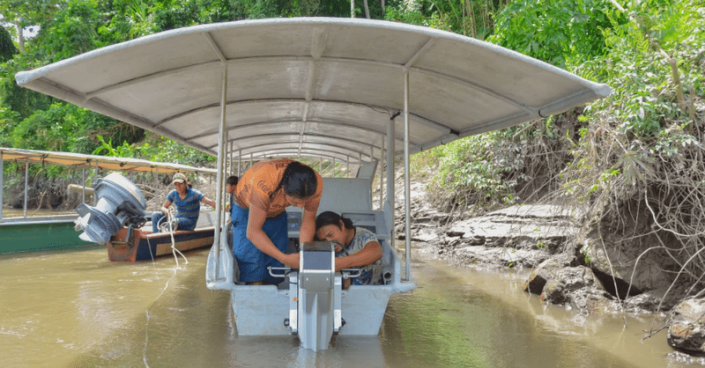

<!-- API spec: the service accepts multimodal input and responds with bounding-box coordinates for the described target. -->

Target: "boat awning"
[0,147,216,175]
[15,18,610,163]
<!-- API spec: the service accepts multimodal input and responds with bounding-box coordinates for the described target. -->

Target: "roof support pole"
[82,168,86,204]
[358,153,362,179]
[229,141,233,176]
[0,152,3,221]
[23,162,28,218]
[94,161,99,206]
[367,149,371,193]
[154,167,159,204]
[347,156,350,178]
[221,126,229,216]
[319,157,322,173]
[379,137,384,210]
[403,69,411,281]
[213,65,228,280]
[238,149,242,176]
[386,117,395,255]
[250,153,253,170]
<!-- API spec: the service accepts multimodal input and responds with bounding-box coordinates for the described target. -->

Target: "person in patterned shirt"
[152,173,216,233]
[232,159,323,285]
[315,211,384,289]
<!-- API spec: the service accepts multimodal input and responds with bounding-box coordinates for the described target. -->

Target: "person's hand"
[332,240,344,252]
[225,204,230,212]
[280,253,300,269]
[161,207,168,216]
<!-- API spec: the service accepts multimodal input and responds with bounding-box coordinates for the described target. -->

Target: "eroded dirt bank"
[381,180,705,359]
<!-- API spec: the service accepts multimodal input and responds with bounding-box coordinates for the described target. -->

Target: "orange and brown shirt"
[234,158,323,218]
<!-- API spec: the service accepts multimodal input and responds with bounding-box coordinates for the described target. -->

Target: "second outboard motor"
[74,172,149,244]
[286,241,342,351]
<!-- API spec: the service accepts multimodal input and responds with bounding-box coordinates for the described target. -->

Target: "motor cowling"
[287,241,343,352]
[74,172,149,245]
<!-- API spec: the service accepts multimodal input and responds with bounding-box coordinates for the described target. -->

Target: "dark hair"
[316,211,353,231]
[226,176,239,186]
[270,161,317,199]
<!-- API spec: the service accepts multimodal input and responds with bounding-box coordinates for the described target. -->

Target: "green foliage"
[582,247,591,265]
[0,53,53,119]
[0,0,61,35]
[0,26,17,62]
[7,102,142,153]
[142,135,215,166]
[488,0,625,67]
[88,132,213,166]
[576,0,704,121]
[427,129,523,208]
[385,0,501,38]
[36,0,104,61]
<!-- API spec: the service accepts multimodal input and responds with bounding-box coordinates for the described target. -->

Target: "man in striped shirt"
[151,173,216,233]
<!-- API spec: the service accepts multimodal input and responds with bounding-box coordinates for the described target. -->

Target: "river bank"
[382,178,705,362]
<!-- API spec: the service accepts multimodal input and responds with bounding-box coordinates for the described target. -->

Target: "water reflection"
[379,260,640,368]
[0,247,689,368]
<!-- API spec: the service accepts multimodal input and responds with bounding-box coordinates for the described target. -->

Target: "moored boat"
[0,147,216,254]
[0,214,87,254]
[106,211,216,262]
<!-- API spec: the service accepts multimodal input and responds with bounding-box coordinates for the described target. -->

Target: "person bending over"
[315,211,384,289]
[151,173,216,233]
[232,159,323,285]
[224,175,239,217]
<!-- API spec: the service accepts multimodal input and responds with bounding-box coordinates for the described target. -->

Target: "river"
[0,244,688,367]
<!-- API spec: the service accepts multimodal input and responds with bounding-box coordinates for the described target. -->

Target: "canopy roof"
[15,18,610,163]
[0,147,216,175]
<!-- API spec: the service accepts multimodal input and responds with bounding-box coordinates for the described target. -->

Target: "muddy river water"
[0,243,689,368]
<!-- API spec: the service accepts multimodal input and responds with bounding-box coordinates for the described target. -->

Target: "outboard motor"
[74,172,150,245]
[285,241,343,351]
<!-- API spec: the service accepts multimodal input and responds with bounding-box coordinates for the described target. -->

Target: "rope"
[142,207,188,367]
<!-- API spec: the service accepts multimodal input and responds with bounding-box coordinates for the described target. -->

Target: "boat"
[15,18,610,350]
[0,147,216,255]
[106,211,216,263]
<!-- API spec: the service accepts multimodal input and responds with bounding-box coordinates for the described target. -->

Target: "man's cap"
[172,173,187,184]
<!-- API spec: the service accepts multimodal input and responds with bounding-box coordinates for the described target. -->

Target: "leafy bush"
[8,102,141,153]
[489,0,625,67]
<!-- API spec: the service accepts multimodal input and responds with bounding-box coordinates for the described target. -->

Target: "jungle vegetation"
[1,1,704,301]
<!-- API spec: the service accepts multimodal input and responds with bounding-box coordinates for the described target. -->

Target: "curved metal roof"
[15,18,610,163]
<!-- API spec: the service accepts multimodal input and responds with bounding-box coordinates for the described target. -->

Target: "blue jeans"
[231,205,288,284]
[151,212,197,233]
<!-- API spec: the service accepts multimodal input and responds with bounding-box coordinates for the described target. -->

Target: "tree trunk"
[351,0,356,18]
[15,23,24,53]
[466,0,476,38]
[364,0,371,18]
